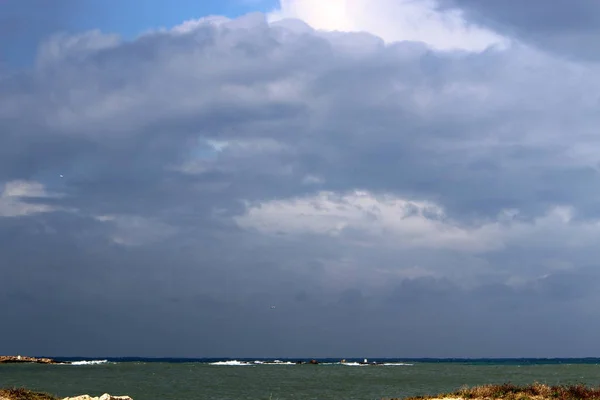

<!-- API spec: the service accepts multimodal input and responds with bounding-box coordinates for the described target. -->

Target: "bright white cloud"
[0,181,60,217]
[236,191,600,254]
[268,0,509,52]
[236,190,503,252]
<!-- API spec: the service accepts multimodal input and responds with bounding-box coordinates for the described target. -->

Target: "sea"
[2,358,600,400]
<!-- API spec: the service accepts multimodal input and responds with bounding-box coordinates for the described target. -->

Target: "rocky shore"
[3,383,600,400]
[0,388,132,400]
[0,356,63,364]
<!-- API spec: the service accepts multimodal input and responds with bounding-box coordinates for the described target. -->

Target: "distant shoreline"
[12,356,600,365]
[4,356,600,365]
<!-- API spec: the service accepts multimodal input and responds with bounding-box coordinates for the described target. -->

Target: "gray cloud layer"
[2,9,600,358]
[438,0,600,60]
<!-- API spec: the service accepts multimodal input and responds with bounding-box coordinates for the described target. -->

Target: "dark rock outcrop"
[0,356,62,364]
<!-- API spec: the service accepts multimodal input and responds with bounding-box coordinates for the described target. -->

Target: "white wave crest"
[210,360,253,366]
[212,360,295,366]
[339,361,413,366]
[268,360,295,365]
[69,360,109,366]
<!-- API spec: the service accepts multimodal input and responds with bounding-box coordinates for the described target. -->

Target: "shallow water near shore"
[2,359,600,400]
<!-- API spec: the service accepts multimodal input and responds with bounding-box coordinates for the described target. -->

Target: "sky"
[2,0,600,358]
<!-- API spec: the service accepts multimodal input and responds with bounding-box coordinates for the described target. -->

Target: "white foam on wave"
[69,360,109,366]
[210,360,253,366]
[338,361,413,366]
[209,360,412,366]
[382,363,413,366]
[212,360,295,366]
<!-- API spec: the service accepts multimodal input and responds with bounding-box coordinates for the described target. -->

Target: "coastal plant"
[0,387,58,400]
[386,383,600,400]
[448,383,600,400]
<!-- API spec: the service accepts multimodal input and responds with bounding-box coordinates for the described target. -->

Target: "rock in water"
[0,355,61,364]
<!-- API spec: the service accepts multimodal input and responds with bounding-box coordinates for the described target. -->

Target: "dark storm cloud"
[5,17,598,220]
[436,0,600,60]
[2,11,600,357]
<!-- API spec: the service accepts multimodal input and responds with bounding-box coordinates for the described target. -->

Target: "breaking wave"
[210,360,253,366]
[69,360,109,366]
[265,360,295,365]
[208,360,413,366]
[210,360,296,366]
[339,362,413,366]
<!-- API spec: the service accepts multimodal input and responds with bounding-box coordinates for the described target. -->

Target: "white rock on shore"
[63,394,132,400]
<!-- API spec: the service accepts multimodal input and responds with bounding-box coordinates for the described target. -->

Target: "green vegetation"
[5,383,600,400]
[388,383,600,400]
[0,388,58,400]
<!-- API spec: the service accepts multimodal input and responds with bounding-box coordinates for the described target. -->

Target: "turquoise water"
[2,360,600,400]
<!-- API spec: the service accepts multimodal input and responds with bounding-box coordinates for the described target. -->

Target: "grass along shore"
[0,388,57,400]
[392,383,600,400]
[4,383,600,400]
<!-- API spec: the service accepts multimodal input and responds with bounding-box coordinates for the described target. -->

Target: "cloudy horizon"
[2,0,600,358]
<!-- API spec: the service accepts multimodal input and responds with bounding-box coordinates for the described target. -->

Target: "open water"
[2,358,600,400]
